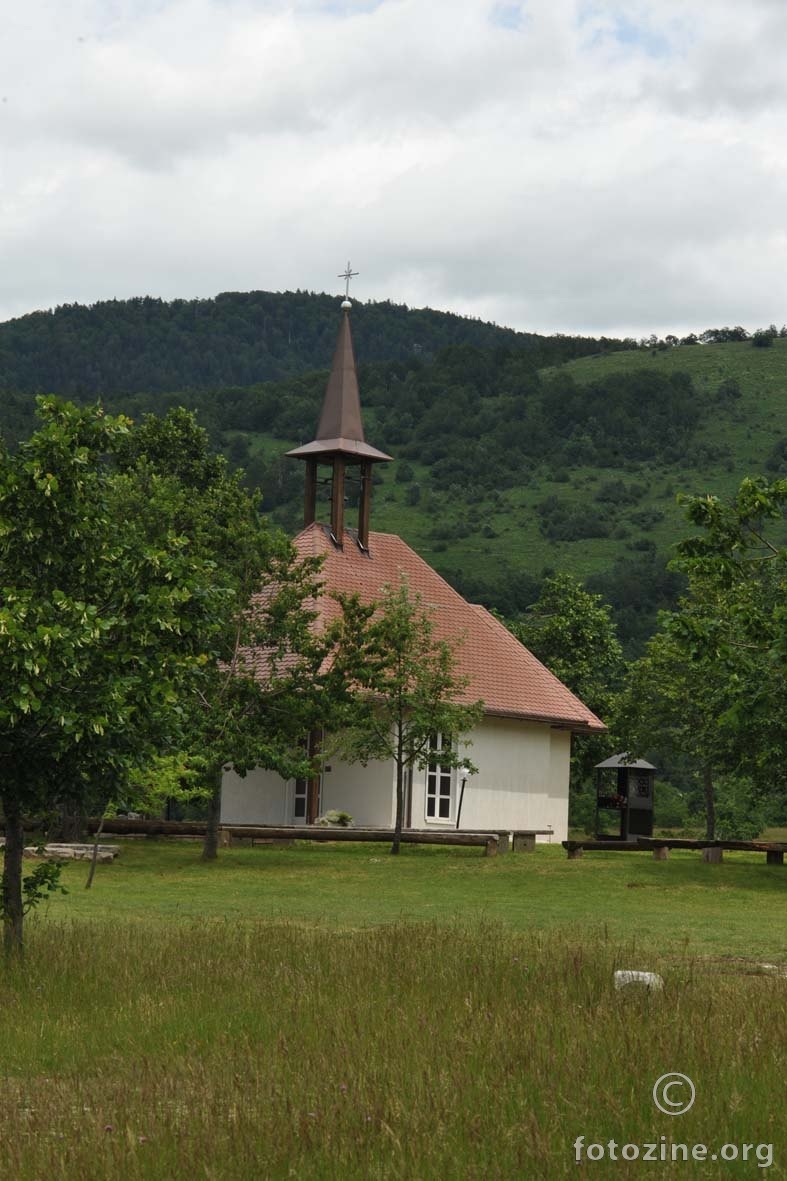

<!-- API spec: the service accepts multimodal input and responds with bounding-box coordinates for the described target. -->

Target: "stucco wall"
[320,755,396,827]
[221,717,571,839]
[220,766,290,826]
[220,757,396,828]
[408,717,570,840]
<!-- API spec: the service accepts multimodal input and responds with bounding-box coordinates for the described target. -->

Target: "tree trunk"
[201,764,224,861]
[2,794,25,963]
[389,746,401,850]
[50,803,86,843]
[703,766,716,841]
[84,813,106,891]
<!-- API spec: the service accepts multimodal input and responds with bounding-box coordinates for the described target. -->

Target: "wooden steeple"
[287,274,391,551]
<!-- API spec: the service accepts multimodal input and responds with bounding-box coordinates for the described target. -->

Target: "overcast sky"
[1,0,785,338]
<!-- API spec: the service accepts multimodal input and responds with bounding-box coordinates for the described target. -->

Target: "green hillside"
[543,337,787,543]
[1,291,785,652]
[190,336,786,650]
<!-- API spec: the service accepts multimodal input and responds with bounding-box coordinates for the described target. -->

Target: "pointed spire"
[287,292,392,550]
[315,308,365,447]
[286,306,391,464]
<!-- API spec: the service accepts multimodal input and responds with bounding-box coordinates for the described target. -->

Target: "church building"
[220,282,605,840]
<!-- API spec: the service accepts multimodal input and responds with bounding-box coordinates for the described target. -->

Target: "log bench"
[87,818,557,858]
[639,837,787,864]
[219,825,501,855]
[224,826,553,856]
[563,837,787,863]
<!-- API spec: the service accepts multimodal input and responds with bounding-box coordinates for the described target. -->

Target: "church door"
[292,776,309,825]
[292,731,322,824]
[292,774,321,825]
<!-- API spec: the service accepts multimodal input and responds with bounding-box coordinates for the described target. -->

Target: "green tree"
[506,574,621,797]
[617,476,787,837]
[330,579,483,854]
[617,625,729,839]
[714,775,766,841]
[0,401,231,959]
[113,408,330,862]
[673,477,787,796]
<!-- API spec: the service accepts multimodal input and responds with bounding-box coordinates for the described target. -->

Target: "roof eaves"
[286,438,392,462]
[469,603,607,731]
[481,705,608,733]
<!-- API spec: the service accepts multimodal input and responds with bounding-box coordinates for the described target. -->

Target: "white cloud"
[0,0,785,336]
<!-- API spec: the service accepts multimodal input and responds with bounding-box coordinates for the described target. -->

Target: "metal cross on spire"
[338,261,359,300]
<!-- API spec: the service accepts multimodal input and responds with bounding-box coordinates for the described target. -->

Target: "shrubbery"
[535,496,611,541]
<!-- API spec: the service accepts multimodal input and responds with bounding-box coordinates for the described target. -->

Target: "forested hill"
[1,289,785,653]
[0,290,632,397]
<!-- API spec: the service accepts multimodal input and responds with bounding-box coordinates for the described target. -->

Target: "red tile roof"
[288,523,606,734]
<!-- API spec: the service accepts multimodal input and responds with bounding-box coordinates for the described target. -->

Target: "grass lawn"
[2,841,786,1178]
[41,837,787,960]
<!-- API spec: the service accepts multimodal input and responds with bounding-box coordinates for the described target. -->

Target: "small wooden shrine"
[595,754,656,841]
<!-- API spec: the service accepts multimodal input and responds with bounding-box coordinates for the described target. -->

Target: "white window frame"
[292,776,309,824]
[424,732,455,824]
[292,731,324,825]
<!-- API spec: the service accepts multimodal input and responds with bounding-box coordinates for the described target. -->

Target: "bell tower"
[287,264,391,551]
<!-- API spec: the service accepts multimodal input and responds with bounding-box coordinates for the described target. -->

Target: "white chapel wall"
[220,758,396,828]
[548,729,572,840]
[220,766,289,826]
[408,716,570,840]
[320,756,395,827]
[220,718,571,838]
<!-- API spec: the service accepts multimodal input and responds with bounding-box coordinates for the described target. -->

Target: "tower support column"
[304,459,318,526]
[330,458,346,542]
[358,460,373,550]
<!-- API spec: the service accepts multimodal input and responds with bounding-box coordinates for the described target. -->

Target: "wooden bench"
[219,825,501,855]
[563,837,787,863]
[638,837,787,864]
[90,816,559,858]
[562,840,648,859]
[230,826,552,855]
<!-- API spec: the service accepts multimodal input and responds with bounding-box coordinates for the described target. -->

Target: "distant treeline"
[0,289,634,401]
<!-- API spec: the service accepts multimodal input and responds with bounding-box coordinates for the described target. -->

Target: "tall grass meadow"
[1,917,784,1178]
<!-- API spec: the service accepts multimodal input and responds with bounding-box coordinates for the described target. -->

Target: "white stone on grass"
[614,970,664,991]
[757,962,787,978]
